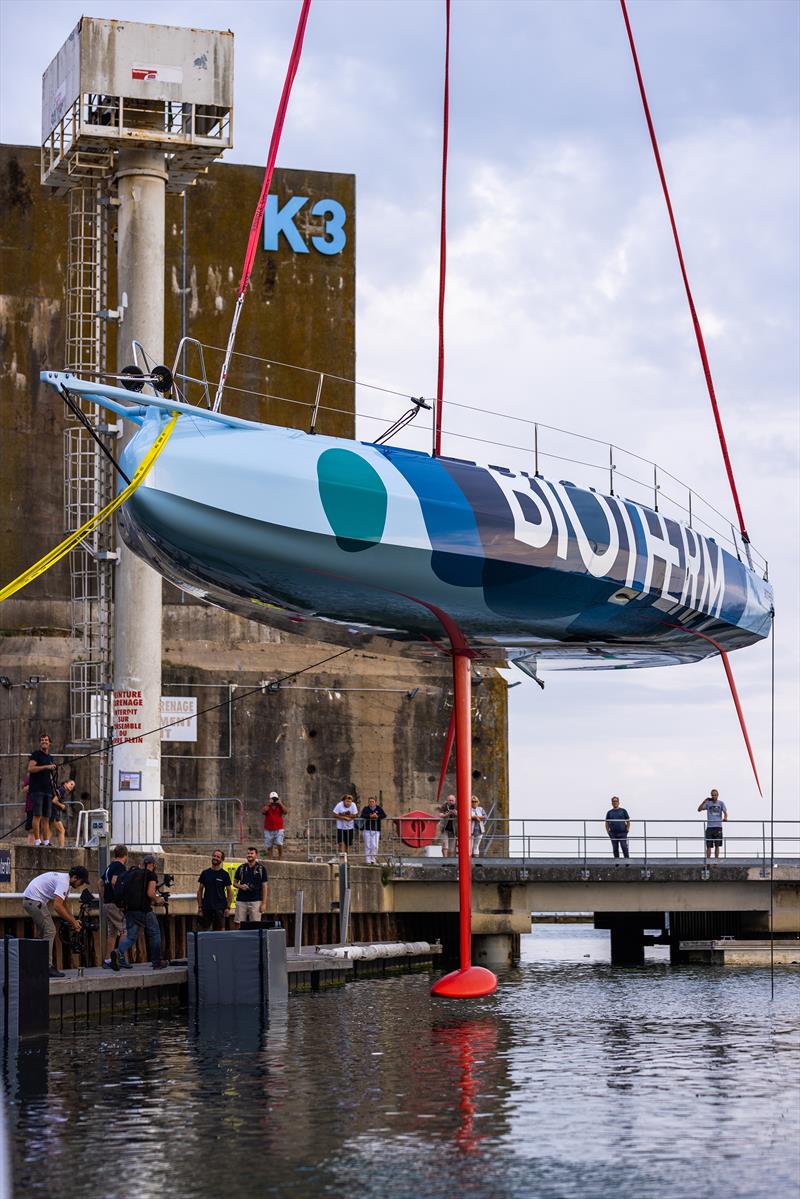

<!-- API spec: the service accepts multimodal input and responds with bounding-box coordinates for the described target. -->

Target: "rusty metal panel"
[42,17,233,145]
[41,20,81,143]
[80,18,233,108]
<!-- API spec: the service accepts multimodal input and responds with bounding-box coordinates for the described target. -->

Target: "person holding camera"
[112,854,167,970]
[233,847,269,926]
[197,850,235,930]
[439,794,458,857]
[22,865,89,977]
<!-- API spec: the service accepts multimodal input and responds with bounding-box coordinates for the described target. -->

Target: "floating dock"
[679,939,800,965]
[48,941,442,1023]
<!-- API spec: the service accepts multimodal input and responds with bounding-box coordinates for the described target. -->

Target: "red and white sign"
[131,63,183,84]
[113,689,144,745]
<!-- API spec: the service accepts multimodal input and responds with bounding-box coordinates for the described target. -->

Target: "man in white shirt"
[22,865,90,977]
[332,794,358,858]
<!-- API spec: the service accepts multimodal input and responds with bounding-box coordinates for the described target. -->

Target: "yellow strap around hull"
[0,413,178,604]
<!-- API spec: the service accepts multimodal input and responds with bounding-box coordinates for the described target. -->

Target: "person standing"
[197,850,235,930]
[261,791,289,859]
[439,794,458,858]
[50,778,76,849]
[698,789,728,859]
[233,847,269,926]
[605,796,631,859]
[359,796,387,864]
[27,733,56,847]
[22,865,89,977]
[112,854,166,970]
[100,844,128,969]
[470,796,487,856]
[333,794,358,857]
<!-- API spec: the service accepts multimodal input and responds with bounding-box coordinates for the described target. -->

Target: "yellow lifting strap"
[0,412,178,605]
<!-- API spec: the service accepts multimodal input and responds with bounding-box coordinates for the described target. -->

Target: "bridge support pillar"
[607,915,646,965]
[473,933,515,968]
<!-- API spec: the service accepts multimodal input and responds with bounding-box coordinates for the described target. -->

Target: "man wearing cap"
[261,791,289,860]
[112,854,167,970]
[22,865,89,977]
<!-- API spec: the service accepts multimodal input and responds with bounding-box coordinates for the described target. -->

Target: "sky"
[1,0,798,828]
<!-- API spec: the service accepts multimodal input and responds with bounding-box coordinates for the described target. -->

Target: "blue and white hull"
[42,373,773,669]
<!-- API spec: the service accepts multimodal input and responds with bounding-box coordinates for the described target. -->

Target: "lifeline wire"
[619,0,750,545]
[0,414,178,604]
[213,0,312,412]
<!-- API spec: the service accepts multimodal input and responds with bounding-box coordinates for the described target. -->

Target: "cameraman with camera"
[112,855,168,970]
[22,865,89,977]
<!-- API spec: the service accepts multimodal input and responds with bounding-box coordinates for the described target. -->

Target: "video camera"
[157,872,175,900]
[59,890,99,957]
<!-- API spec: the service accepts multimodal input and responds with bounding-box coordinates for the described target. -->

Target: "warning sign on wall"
[113,690,144,744]
[160,696,197,742]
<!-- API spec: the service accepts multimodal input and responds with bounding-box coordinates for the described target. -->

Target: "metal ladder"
[62,184,118,807]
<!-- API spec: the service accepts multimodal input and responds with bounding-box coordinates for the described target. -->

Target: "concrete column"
[608,915,645,966]
[472,933,515,968]
[112,148,168,850]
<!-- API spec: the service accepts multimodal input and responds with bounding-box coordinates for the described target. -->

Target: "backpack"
[112,867,147,912]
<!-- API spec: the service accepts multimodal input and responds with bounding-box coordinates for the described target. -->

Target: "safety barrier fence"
[306,817,800,868]
[104,797,245,853]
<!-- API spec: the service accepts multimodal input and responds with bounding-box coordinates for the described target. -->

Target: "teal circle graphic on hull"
[317,448,388,552]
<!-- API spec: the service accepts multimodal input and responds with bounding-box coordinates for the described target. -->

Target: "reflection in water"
[7,926,799,1199]
[432,1020,498,1154]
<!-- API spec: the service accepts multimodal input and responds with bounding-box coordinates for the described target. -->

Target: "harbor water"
[6,925,799,1199]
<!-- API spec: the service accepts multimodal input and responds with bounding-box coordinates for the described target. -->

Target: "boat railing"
[305,816,799,869]
[166,336,767,576]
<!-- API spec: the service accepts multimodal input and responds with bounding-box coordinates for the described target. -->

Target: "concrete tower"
[41,18,233,844]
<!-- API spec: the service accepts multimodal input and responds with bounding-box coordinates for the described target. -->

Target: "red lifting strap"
[433,0,451,458]
[239,0,312,297]
[619,0,750,545]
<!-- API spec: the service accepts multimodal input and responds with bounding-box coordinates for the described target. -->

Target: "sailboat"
[39,368,773,673]
[28,0,774,997]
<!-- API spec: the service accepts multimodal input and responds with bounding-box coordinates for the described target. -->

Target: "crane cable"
[213,0,312,412]
[433,0,451,457]
[0,413,178,605]
[619,0,751,550]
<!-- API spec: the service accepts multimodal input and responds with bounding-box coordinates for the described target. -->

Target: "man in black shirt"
[27,733,56,846]
[232,847,269,926]
[112,854,166,970]
[101,844,128,969]
[605,796,631,859]
[197,849,234,931]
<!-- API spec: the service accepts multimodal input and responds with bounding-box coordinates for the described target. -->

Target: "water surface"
[7,926,799,1199]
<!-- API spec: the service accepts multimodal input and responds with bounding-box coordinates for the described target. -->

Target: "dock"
[679,939,800,965]
[48,941,442,1023]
